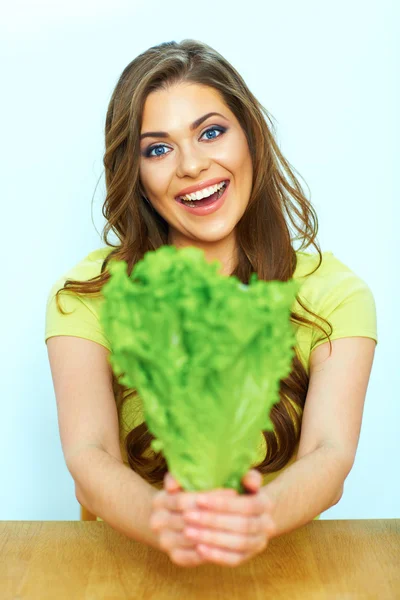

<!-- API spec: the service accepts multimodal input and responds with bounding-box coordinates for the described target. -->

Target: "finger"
[157,489,238,512]
[158,529,199,552]
[242,470,262,494]
[150,509,186,532]
[169,547,207,567]
[208,488,238,497]
[150,503,254,535]
[151,498,266,537]
[163,475,237,496]
[164,473,182,493]
[183,510,276,537]
[159,529,197,551]
[196,544,251,567]
[153,491,199,511]
[185,525,267,554]
[196,492,273,516]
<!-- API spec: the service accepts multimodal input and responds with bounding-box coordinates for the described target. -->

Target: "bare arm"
[261,443,347,538]
[69,444,161,550]
[46,335,161,550]
[262,336,376,537]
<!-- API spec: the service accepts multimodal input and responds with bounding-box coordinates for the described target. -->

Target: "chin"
[193,225,236,243]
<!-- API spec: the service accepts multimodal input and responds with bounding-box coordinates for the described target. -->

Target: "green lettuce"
[100,245,300,493]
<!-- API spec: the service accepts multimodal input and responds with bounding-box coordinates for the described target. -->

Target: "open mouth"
[176,180,229,207]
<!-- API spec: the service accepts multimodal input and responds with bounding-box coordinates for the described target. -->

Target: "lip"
[176,179,230,216]
[175,177,230,199]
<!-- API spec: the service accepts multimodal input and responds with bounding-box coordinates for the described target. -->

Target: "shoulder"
[294,250,349,280]
[293,250,373,304]
[66,246,114,281]
[48,246,114,293]
[293,249,377,348]
[45,247,115,350]
[86,246,115,265]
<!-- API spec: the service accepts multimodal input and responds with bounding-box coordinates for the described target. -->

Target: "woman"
[45,39,378,568]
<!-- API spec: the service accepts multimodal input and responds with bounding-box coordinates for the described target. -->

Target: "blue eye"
[146,145,167,158]
[202,126,225,141]
[144,126,226,158]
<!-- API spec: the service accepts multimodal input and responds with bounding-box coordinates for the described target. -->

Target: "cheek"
[140,169,170,200]
[222,134,252,176]
[238,150,253,195]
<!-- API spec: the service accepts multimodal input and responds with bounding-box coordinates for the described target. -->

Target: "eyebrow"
[140,112,228,141]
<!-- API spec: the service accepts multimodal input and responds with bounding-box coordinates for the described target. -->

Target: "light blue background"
[1,0,398,520]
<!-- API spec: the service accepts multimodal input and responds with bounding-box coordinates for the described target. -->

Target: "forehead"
[140,83,230,128]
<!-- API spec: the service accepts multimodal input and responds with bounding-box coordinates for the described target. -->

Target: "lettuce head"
[100,245,300,493]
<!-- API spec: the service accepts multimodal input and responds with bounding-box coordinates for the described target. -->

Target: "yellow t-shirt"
[45,247,378,522]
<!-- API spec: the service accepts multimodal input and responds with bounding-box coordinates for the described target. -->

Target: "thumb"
[164,472,183,493]
[242,469,262,494]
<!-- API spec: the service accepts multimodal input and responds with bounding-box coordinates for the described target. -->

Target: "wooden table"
[1,520,399,599]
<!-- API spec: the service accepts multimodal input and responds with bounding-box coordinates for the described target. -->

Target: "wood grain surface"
[1,520,398,599]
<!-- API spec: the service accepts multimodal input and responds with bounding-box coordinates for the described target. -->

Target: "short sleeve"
[44,279,111,351]
[310,272,378,352]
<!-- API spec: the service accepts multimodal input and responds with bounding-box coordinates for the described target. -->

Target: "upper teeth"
[179,180,227,202]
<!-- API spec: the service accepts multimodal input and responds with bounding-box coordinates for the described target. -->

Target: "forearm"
[67,446,161,550]
[261,444,349,539]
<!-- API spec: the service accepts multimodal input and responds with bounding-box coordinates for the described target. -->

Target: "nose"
[175,142,211,179]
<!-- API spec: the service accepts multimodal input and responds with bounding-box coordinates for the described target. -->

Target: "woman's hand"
[150,470,276,567]
[150,474,237,567]
[183,470,276,567]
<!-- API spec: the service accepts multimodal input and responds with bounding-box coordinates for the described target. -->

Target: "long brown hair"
[55,39,332,486]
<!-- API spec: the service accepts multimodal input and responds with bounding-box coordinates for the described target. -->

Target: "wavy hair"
[55,39,332,486]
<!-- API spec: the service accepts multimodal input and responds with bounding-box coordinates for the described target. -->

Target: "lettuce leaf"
[100,245,300,492]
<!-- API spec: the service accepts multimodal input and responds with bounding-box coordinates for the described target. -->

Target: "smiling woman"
[45,39,377,567]
[138,82,253,264]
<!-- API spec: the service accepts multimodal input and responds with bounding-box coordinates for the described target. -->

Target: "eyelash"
[144,126,227,158]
